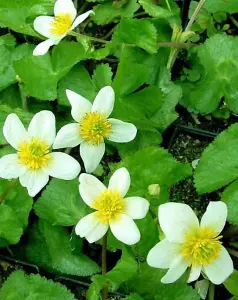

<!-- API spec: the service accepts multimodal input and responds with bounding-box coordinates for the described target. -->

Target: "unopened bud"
[93,164,104,177]
[148,184,160,196]
[16,75,22,83]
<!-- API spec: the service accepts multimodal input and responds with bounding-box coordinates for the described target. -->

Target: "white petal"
[33,39,57,56]
[53,123,83,149]
[107,119,137,143]
[108,167,130,197]
[203,246,233,285]
[66,89,92,122]
[19,169,49,197]
[159,202,199,243]
[54,0,76,20]
[0,154,27,179]
[79,173,106,207]
[92,86,115,118]
[110,214,140,245]
[161,256,189,284]
[45,152,81,180]
[80,142,105,174]
[75,212,99,237]
[28,111,56,146]
[71,10,94,30]
[86,222,109,243]
[3,114,29,150]
[33,16,54,38]
[200,201,227,235]
[188,265,202,283]
[147,239,181,269]
[125,197,149,220]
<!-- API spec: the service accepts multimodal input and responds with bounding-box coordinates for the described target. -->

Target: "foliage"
[224,270,238,299]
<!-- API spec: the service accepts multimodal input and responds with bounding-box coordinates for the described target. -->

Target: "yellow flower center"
[50,13,72,36]
[181,227,222,266]
[79,112,112,145]
[92,190,126,224]
[18,137,52,170]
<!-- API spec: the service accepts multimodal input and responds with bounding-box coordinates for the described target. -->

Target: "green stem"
[134,11,148,17]
[102,25,117,40]
[19,84,28,111]
[69,31,109,44]
[230,15,238,29]
[208,282,215,300]
[77,1,88,15]
[102,233,108,300]
[185,0,206,32]
[227,248,238,258]
[0,179,18,204]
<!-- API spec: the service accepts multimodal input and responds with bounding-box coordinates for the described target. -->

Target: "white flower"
[147,201,234,285]
[53,86,137,173]
[33,0,94,56]
[75,167,149,245]
[0,111,81,197]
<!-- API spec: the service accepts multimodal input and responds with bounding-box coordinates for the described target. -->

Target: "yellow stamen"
[79,112,112,145]
[50,13,72,36]
[181,226,222,266]
[18,137,52,170]
[92,190,126,224]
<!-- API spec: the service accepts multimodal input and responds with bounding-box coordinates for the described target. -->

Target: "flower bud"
[148,184,160,196]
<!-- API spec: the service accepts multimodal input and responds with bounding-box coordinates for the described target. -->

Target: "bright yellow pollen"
[50,13,72,36]
[181,226,222,266]
[18,137,52,170]
[79,112,112,145]
[92,190,126,224]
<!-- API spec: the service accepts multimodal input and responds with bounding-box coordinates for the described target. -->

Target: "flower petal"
[125,197,149,220]
[203,246,233,285]
[75,212,99,237]
[108,167,130,197]
[54,0,76,20]
[161,256,189,284]
[0,154,27,179]
[110,214,140,245]
[200,201,227,235]
[107,119,137,143]
[85,222,109,243]
[80,142,105,173]
[33,39,58,56]
[79,173,106,207]
[159,202,199,243]
[28,111,56,145]
[147,239,181,269]
[66,89,92,122]
[53,123,83,149]
[45,152,81,180]
[71,10,94,30]
[188,265,202,283]
[92,86,115,118]
[33,16,54,38]
[19,169,49,197]
[3,114,29,149]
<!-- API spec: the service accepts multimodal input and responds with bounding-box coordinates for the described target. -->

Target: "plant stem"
[77,1,88,15]
[0,179,18,204]
[230,15,238,29]
[134,11,148,17]
[208,282,215,300]
[102,233,108,300]
[69,31,109,44]
[19,84,28,111]
[185,0,206,32]
[102,25,117,40]
[159,41,197,48]
[227,248,238,258]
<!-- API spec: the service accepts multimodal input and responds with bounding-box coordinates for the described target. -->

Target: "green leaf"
[87,247,137,299]
[115,146,192,206]
[26,219,100,276]
[204,0,238,13]
[0,270,76,300]
[122,263,200,300]
[221,180,238,225]
[0,0,54,36]
[0,84,22,108]
[92,64,113,91]
[34,179,88,226]
[224,270,238,296]
[195,124,238,194]
[0,179,33,246]
[125,294,144,300]
[179,34,238,114]
[112,19,158,54]
[14,42,86,100]
[58,64,96,106]
[0,105,33,145]
[92,0,140,25]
